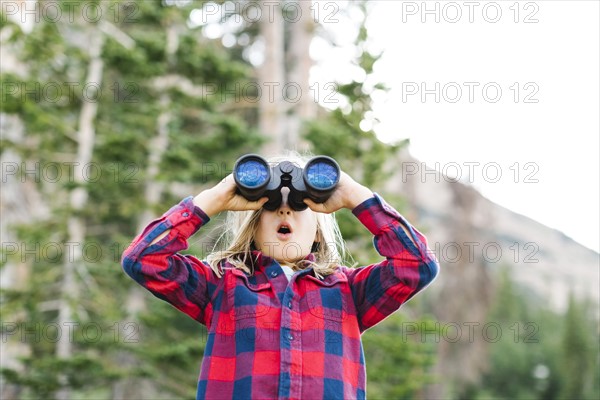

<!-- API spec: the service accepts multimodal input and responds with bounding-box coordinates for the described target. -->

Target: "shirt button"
[182,212,189,217]
[270,271,278,277]
[288,334,294,341]
[287,301,292,308]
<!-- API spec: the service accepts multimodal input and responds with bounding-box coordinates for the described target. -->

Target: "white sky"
[312,0,599,253]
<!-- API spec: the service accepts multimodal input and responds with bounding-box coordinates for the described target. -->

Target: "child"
[121,152,439,400]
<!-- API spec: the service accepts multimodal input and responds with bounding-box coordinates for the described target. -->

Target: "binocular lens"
[306,159,339,190]
[235,159,269,188]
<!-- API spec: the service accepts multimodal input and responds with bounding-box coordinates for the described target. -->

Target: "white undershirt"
[280,265,295,281]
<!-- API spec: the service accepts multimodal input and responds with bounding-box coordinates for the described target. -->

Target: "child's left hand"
[303,171,374,214]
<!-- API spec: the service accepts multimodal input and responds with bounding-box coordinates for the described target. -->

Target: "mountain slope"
[385,148,599,312]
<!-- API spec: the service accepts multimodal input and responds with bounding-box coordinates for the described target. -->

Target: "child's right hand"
[193,173,268,217]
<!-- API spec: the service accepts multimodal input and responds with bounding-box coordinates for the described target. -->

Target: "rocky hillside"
[384,149,599,313]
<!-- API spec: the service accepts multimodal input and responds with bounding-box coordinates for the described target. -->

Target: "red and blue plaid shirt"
[122,193,439,399]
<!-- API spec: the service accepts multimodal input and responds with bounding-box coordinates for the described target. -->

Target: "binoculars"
[233,154,340,211]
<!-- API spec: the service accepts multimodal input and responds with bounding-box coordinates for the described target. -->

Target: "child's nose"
[278,208,292,215]
[278,188,292,214]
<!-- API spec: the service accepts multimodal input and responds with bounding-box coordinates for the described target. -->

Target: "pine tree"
[559,293,596,399]
[2,1,263,397]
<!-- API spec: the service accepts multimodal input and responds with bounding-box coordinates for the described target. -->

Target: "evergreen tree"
[473,268,545,399]
[2,1,262,397]
[472,271,599,400]
[558,293,597,400]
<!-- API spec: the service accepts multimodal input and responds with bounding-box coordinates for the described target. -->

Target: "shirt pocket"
[305,277,348,322]
[227,270,274,321]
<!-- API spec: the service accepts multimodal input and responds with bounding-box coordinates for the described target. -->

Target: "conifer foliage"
[2,1,261,397]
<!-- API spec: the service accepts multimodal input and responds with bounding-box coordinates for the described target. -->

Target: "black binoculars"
[233,154,340,211]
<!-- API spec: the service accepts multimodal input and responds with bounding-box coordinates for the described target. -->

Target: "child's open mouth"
[276,223,293,241]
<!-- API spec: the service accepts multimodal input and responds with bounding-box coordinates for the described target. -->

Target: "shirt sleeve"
[120,196,218,325]
[340,193,440,332]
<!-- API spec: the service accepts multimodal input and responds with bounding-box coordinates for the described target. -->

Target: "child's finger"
[303,198,325,213]
[249,197,269,210]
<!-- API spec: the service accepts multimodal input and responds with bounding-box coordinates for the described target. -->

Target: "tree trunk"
[259,0,285,156]
[286,0,315,153]
[0,114,51,399]
[55,28,105,400]
[112,23,177,400]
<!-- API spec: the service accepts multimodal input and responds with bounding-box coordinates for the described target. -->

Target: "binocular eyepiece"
[233,154,340,211]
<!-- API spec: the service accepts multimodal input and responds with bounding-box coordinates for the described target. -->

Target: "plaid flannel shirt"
[121,193,439,400]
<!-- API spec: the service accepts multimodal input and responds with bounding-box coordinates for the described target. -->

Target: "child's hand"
[303,171,374,214]
[193,174,268,216]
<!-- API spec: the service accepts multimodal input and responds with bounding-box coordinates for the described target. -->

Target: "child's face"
[254,187,318,265]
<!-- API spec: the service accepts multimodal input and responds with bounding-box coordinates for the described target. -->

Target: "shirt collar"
[251,250,316,270]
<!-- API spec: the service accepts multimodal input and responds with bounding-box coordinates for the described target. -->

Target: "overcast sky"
[312,0,599,253]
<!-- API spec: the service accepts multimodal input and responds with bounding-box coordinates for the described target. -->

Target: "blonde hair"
[206,150,348,278]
